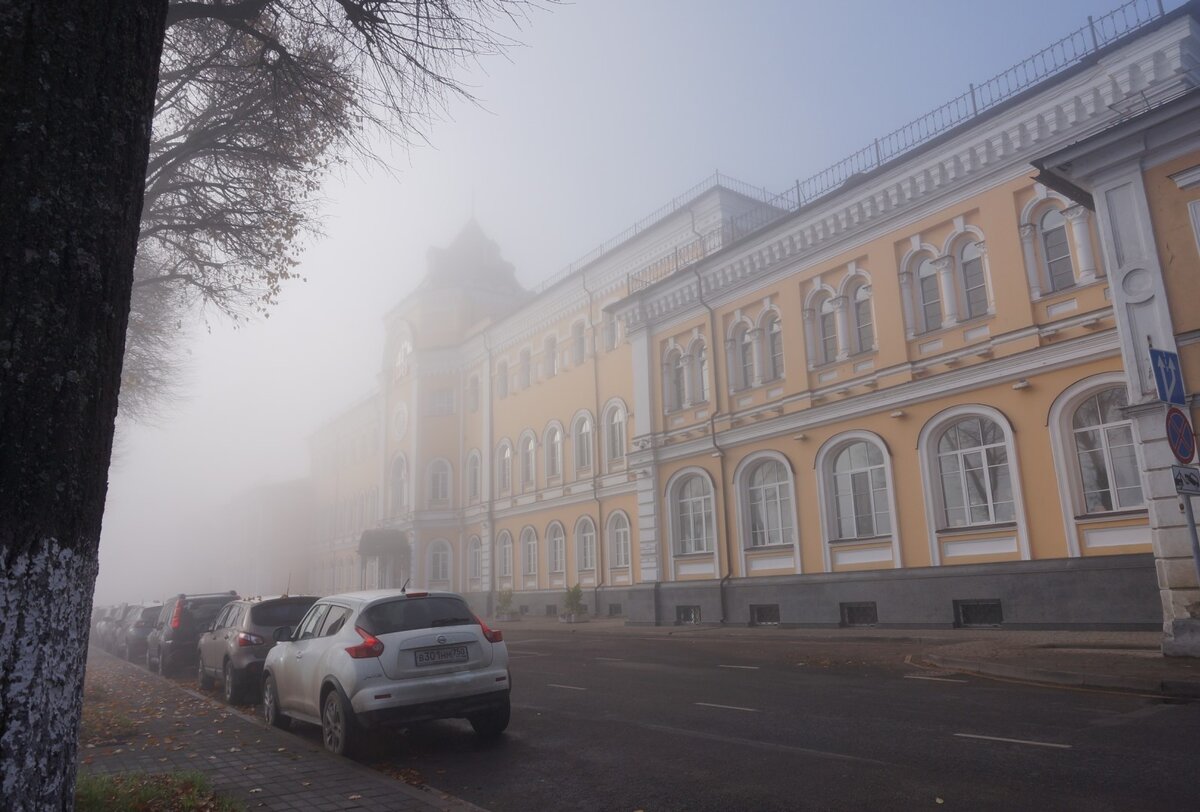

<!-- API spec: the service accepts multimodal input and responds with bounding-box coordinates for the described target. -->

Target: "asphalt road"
[254,626,1200,811]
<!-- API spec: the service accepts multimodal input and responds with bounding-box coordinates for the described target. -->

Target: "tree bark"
[0,2,168,808]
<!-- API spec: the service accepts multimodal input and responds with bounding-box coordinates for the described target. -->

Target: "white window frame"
[496,441,513,494]
[497,531,513,578]
[544,424,563,480]
[427,460,452,507]
[544,334,558,378]
[603,401,627,469]
[689,338,709,403]
[519,431,536,490]
[668,471,716,556]
[521,527,538,578]
[573,412,594,473]
[814,431,903,573]
[576,516,596,572]
[467,536,482,580]
[466,450,481,503]
[607,511,632,570]
[548,523,566,574]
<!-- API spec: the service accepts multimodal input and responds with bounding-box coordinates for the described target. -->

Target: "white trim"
[605,509,633,579]
[662,466,720,581]
[732,450,802,578]
[426,538,453,589]
[574,514,598,576]
[813,430,902,573]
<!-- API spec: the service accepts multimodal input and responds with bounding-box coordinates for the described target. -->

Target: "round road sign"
[1165,407,1196,464]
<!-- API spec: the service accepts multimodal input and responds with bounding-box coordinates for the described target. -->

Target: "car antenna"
[400,577,411,594]
[283,570,291,598]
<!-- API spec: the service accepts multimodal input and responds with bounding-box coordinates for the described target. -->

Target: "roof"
[417,219,525,296]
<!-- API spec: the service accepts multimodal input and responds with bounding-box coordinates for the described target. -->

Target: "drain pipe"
[582,270,605,617]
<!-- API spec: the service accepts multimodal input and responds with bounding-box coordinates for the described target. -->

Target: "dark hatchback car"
[146,591,239,675]
[197,595,318,704]
[118,604,163,662]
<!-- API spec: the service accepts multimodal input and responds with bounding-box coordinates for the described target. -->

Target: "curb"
[922,653,1200,699]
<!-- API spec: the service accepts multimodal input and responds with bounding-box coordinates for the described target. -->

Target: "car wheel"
[197,655,214,689]
[222,661,241,704]
[321,688,358,757]
[263,675,290,730]
[469,697,511,740]
[159,650,172,676]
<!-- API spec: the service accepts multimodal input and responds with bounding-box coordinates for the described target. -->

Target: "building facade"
[305,1,1200,647]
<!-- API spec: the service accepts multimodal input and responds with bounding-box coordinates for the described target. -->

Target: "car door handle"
[295,651,303,659]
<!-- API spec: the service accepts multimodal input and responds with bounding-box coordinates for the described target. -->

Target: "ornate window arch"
[602,399,627,469]
[759,310,784,381]
[496,440,513,494]
[736,453,797,549]
[467,536,482,580]
[496,530,513,578]
[575,516,597,572]
[428,539,452,585]
[466,449,481,503]
[520,526,538,577]
[667,469,716,556]
[814,431,903,572]
[728,319,755,389]
[572,410,594,473]
[688,336,710,404]
[1019,192,1098,297]
[606,511,632,570]
[547,521,566,574]
[912,253,941,333]
[518,430,537,490]
[664,344,686,413]
[544,422,564,480]
[390,454,408,516]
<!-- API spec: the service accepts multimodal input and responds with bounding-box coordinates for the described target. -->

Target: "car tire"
[321,688,358,757]
[197,655,214,690]
[469,697,511,740]
[159,650,172,676]
[263,675,290,730]
[223,661,241,704]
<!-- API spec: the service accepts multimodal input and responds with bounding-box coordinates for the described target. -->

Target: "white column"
[932,255,959,325]
[1018,224,1043,299]
[680,353,694,408]
[1063,204,1098,283]
[897,273,916,340]
[832,296,850,361]
[748,328,764,387]
[975,240,996,314]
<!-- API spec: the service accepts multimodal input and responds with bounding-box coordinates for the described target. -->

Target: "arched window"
[917,256,941,332]
[519,434,536,489]
[497,531,513,577]
[519,348,532,389]
[496,360,509,399]
[1041,208,1074,292]
[468,536,482,579]
[497,442,512,494]
[665,348,685,412]
[831,441,891,539]
[576,516,597,571]
[603,312,619,351]
[764,314,784,381]
[604,404,626,465]
[745,459,794,547]
[1073,387,1144,512]
[548,523,566,573]
[545,426,563,479]
[936,417,1014,527]
[429,541,451,583]
[390,455,408,515]
[608,512,631,568]
[692,341,709,403]
[818,297,838,364]
[571,321,586,365]
[852,284,874,353]
[466,451,481,503]
[544,335,558,378]
[428,460,451,506]
[738,324,755,387]
[673,474,715,554]
[959,240,988,319]
[573,414,593,472]
[521,527,538,576]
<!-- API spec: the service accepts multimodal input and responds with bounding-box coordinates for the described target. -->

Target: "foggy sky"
[94,0,1148,605]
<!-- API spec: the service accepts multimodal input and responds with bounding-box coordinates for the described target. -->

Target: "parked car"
[101,604,143,652]
[146,591,239,675]
[197,595,319,704]
[94,603,131,651]
[262,589,510,756]
[90,605,117,644]
[118,604,163,662]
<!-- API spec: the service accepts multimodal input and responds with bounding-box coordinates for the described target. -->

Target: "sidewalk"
[79,649,484,812]
[495,615,1200,697]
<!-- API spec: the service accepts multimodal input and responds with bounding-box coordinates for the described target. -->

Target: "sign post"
[1153,348,1199,585]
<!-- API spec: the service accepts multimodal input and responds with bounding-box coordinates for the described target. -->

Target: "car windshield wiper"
[429,617,473,627]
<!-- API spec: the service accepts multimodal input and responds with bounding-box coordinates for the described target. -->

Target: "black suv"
[146,591,238,675]
[197,595,318,704]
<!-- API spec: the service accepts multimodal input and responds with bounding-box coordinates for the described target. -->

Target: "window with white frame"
[1073,387,1144,512]
[1040,207,1075,292]
[520,434,536,489]
[609,512,631,568]
[576,517,596,571]
[571,321,586,365]
[430,542,450,582]
[831,441,891,539]
[745,459,794,547]
[468,537,482,579]
[497,442,512,493]
[852,284,874,353]
[548,524,566,573]
[544,335,558,378]
[817,297,837,364]
[519,348,531,389]
[496,360,509,398]
[916,256,941,332]
[604,405,626,465]
[959,240,988,319]
[936,417,1014,527]
[673,474,715,554]
[521,527,538,576]
[692,341,709,403]
[736,323,755,387]
[467,451,481,503]
[545,426,563,479]
[390,455,408,515]
[428,460,451,506]
[665,348,685,412]
[603,312,619,351]
[497,532,513,577]
[764,314,784,381]
[574,415,593,471]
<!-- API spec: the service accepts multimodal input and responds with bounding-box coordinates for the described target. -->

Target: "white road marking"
[695,702,759,713]
[719,664,760,670]
[904,675,968,683]
[594,656,625,662]
[954,733,1072,749]
[547,683,587,691]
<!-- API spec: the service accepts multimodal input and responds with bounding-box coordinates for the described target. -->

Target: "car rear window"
[140,607,160,621]
[250,599,318,627]
[185,599,229,626]
[360,597,476,635]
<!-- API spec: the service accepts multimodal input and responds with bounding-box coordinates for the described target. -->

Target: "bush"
[563,583,585,615]
[496,589,513,614]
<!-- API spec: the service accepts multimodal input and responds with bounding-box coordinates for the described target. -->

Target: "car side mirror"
[273,626,293,643]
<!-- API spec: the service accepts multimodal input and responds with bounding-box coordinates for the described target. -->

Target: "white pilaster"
[832,296,850,361]
[1063,204,1098,283]
[932,255,959,325]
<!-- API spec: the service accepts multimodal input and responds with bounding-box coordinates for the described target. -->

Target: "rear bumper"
[355,688,510,729]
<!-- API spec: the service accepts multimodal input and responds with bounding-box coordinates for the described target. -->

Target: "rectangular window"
[920,275,942,331]
[954,599,1003,628]
[608,603,623,617]
[675,605,701,624]
[545,604,558,617]
[750,604,780,626]
[840,602,879,627]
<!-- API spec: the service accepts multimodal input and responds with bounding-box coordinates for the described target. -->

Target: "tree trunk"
[0,2,167,808]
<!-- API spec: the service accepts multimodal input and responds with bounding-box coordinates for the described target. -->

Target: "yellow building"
[305,0,1200,646]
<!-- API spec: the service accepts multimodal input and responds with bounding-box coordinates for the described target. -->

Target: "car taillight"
[236,632,265,647]
[169,600,183,630]
[474,614,503,643]
[345,626,384,659]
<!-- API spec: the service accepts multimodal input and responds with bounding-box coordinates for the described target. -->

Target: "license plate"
[414,645,469,667]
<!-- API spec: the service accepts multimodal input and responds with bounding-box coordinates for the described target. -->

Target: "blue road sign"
[1151,348,1187,406]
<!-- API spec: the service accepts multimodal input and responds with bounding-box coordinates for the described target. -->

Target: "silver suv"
[262,590,510,756]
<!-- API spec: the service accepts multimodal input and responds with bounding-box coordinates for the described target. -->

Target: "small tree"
[563,583,585,616]
[496,589,513,615]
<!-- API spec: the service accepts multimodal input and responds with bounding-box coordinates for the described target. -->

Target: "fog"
[94,0,1125,606]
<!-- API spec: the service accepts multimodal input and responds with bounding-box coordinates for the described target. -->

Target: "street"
[257,626,1200,811]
